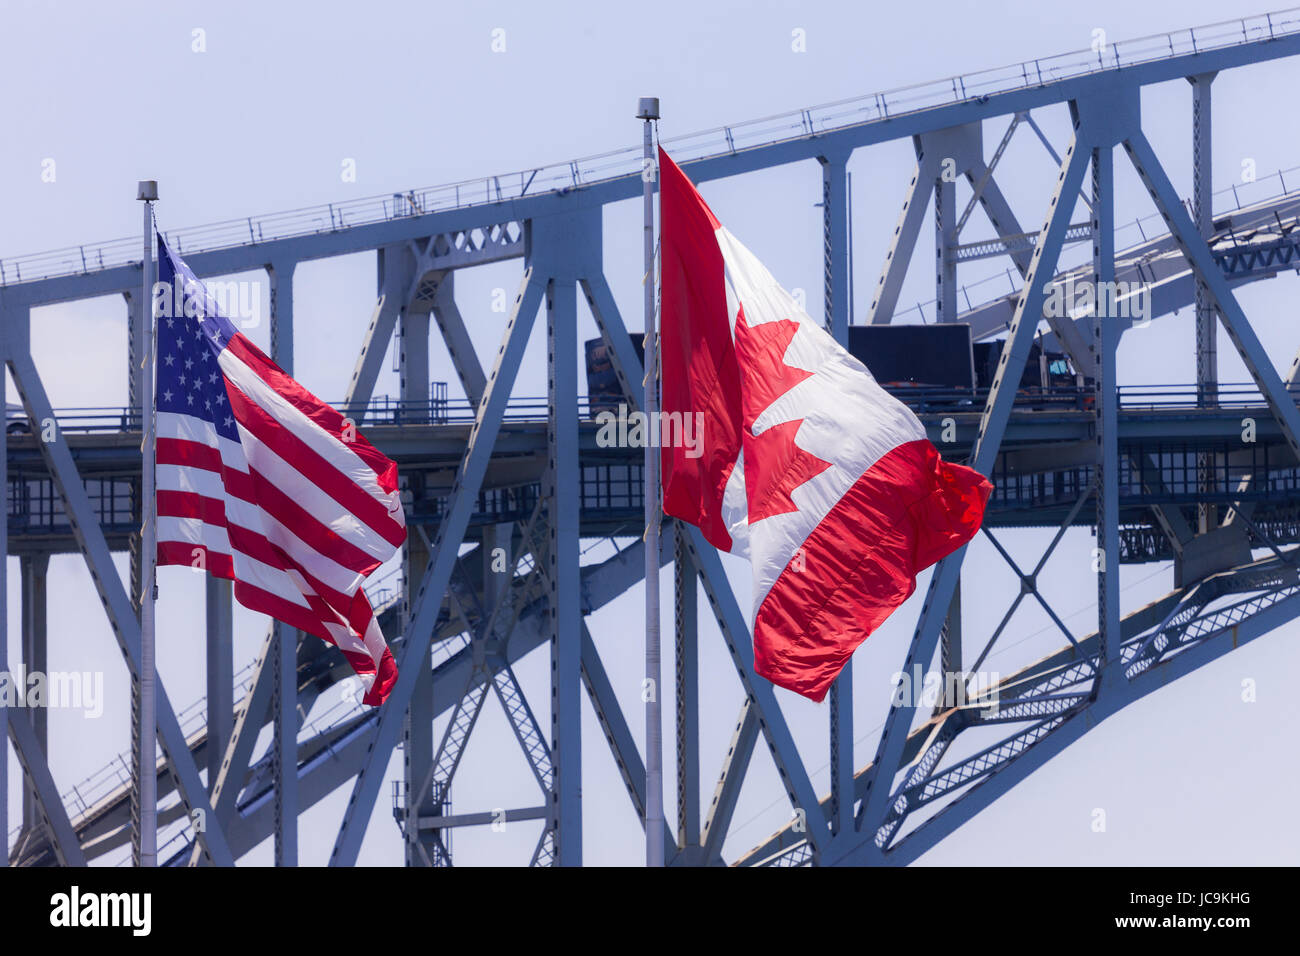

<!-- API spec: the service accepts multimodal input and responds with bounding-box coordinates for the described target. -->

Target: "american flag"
[153,233,405,705]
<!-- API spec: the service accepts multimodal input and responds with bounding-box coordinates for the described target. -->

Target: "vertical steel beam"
[935,173,958,324]
[19,556,48,834]
[401,300,435,864]
[546,276,582,866]
[1093,146,1122,669]
[820,154,856,841]
[126,292,145,427]
[819,152,851,341]
[400,297,431,424]
[1191,73,1218,410]
[1191,73,1219,534]
[205,577,233,789]
[673,526,700,850]
[269,259,298,866]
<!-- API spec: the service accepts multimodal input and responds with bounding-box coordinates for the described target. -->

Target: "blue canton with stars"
[156,232,242,442]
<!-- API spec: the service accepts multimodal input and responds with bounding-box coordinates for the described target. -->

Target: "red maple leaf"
[733,307,832,523]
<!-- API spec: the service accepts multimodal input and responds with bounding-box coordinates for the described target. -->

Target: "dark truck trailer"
[586,333,645,413]
[846,323,976,391]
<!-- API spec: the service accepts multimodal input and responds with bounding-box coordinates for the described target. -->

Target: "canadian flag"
[658,148,993,702]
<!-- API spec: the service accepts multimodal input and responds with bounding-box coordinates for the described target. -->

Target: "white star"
[162,389,173,402]
[224,415,233,428]
[209,372,218,384]
[215,393,225,406]
[187,394,194,406]
[163,354,175,367]
[184,357,193,370]
[178,374,187,386]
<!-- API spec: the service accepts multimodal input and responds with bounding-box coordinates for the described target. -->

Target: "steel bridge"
[4,9,1300,866]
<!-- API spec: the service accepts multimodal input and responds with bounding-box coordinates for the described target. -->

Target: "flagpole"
[638,96,665,868]
[137,180,158,867]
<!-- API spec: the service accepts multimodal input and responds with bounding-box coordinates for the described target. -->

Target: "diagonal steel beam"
[855,124,1094,843]
[581,273,646,408]
[868,152,940,325]
[579,621,677,864]
[6,349,235,866]
[1123,130,1300,466]
[344,245,414,408]
[682,526,829,854]
[428,272,487,407]
[187,623,274,865]
[329,266,545,866]
[8,712,87,865]
[700,700,758,864]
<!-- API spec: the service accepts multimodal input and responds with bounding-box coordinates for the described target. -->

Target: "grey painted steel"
[683,526,829,854]
[547,275,583,865]
[270,261,298,868]
[855,124,1092,852]
[1094,144,1122,669]
[8,716,86,865]
[701,701,759,864]
[205,578,233,787]
[329,268,544,865]
[674,528,701,851]
[19,556,49,838]
[4,345,235,865]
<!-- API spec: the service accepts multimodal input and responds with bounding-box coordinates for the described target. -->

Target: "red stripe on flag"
[157,489,228,526]
[157,437,223,473]
[752,440,992,702]
[224,333,400,495]
[158,540,235,579]
[224,383,405,550]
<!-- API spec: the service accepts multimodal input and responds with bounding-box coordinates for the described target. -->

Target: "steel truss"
[5,11,1300,867]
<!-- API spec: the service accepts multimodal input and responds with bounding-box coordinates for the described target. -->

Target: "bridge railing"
[892,163,1300,326]
[3,9,1298,287]
[9,382,1300,440]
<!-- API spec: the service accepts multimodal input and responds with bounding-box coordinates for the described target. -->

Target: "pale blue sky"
[3,0,1299,865]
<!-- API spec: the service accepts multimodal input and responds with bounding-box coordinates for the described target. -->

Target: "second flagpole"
[137,180,158,867]
[638,97,665,868]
